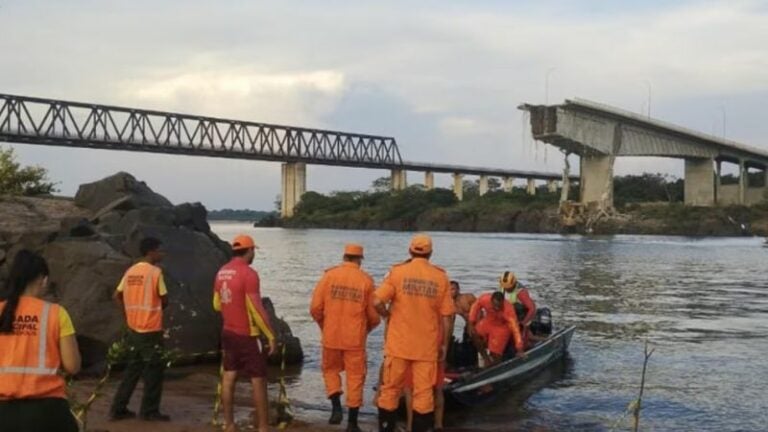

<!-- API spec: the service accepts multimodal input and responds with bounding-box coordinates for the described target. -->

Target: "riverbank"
[74,365,374,432]
[281,187,768,236]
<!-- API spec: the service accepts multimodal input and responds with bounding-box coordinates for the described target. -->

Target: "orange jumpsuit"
[310,262,380,408]
[469,293,523,356]
[376,258,455,414]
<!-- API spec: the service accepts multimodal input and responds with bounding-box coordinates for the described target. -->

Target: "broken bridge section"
[520,98,768,207]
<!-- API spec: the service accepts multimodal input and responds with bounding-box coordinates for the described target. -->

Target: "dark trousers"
[110,330,165,416]
[0,397,79,432]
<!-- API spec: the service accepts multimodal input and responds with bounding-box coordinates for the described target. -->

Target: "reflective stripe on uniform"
[501,285,520,304]
[0,302,58,376]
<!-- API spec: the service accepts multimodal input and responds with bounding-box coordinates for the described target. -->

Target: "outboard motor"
[530,307,552,336]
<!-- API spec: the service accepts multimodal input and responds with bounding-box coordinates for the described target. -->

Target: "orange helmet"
[409,234,433,255]
[231,234,257,251]
[499,271,517,290]
[344,243,364,257]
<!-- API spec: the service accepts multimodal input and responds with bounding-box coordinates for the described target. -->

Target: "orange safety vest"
[122,262,163,332]
[0,297,66,399]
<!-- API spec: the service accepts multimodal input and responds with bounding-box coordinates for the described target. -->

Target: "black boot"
[377,408,397,432]
[346,407,362,432]
[329,393,343,425]
[412,411,435,432]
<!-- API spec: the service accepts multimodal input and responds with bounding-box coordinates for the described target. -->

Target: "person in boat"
[445,280,479,369]
[451,280,476,325]
[499,271,537,347]
[468,291,524,366]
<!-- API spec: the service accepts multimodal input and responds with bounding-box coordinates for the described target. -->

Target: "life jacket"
[499,283,528,320]
[122,262,163,332]
[0,296,66,399]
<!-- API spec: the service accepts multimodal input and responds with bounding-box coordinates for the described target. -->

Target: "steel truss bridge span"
[0,94,403,169]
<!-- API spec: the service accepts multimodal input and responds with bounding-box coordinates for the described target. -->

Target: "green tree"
[371,176,391,192]
[0,147,57,196]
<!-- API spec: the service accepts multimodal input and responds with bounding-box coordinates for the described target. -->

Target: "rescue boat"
[443,325,576,407]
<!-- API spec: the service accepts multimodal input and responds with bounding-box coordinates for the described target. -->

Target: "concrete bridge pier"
[684,158,715,206]
[281,162,306,217]
[547,179,558,193]
[580,154,614,207]
[526,178,536,195]
[424,171,435,190]
[453,173,464,201]
[503,177,514,192]
[479,175,489,196]
[738,159,747,205]
[391,169,407,191]
[715,159,722,203]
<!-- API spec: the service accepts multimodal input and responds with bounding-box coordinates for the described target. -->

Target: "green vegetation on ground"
[286,177,562,231]
[284,174,768,236]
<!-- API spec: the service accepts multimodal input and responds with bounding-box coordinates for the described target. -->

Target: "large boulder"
[0,173,303,369]
[75,171,172,212]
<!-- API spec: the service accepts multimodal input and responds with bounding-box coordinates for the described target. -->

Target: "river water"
[211,223,768,431]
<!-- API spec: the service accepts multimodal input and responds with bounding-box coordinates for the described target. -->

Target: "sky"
[1,0,767,210]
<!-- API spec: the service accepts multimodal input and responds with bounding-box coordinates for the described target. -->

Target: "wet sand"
[74,366,378,432]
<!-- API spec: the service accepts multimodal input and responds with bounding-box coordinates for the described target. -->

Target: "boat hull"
[444,325,576,407]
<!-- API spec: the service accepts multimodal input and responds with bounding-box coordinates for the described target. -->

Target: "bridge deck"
[1,93,568,180]
[520,98,768,166]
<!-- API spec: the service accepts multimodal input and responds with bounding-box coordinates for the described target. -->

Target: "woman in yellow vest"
[0,249,81,432]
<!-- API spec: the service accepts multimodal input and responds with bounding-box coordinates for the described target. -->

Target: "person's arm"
[309,275,327,328]
[245,272,276,354]
[505,306,525,354]
[467,297,482,334]
[519,289,536,325]
[113,276,126,307]
[438,278,456,361]
[212,289,222,312]
[157,271,169,310]
[373,271,396,319]
[58,308,81,375]
[365,279,381,332]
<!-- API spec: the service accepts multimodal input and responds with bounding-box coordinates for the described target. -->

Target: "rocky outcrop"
[0,172,303,369]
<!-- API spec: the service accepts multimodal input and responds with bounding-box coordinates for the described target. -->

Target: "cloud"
[118,68,346,126]
[2,0,768,209]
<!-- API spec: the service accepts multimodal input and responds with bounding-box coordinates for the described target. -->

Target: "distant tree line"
[613,173,684,207]
[287,173,713,226]
[207,208,277,221]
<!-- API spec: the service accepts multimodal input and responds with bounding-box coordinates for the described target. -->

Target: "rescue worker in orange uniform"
[214,234,276,432]
[403,309,453,432]
[468,291,524,366]
[374,234,455,432]
[499,271,536,326]
[499,271,537,347]
[310,243,380,432]
[110,237,171,421]
[0,250,81,432]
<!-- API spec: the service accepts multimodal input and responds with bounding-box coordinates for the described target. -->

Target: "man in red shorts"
[468,291,524,366]
[213,234,276,432]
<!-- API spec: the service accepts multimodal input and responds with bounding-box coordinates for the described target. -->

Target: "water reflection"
[211,225,768,431]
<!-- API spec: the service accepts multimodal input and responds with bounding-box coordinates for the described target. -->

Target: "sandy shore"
[71,366,380,432]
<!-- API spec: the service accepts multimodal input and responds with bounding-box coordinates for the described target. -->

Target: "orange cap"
[231,234,257,251]
[409,234,433,255]
[344,243,364,257]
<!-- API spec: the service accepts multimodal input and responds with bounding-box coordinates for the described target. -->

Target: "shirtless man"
[450,281,476,325]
